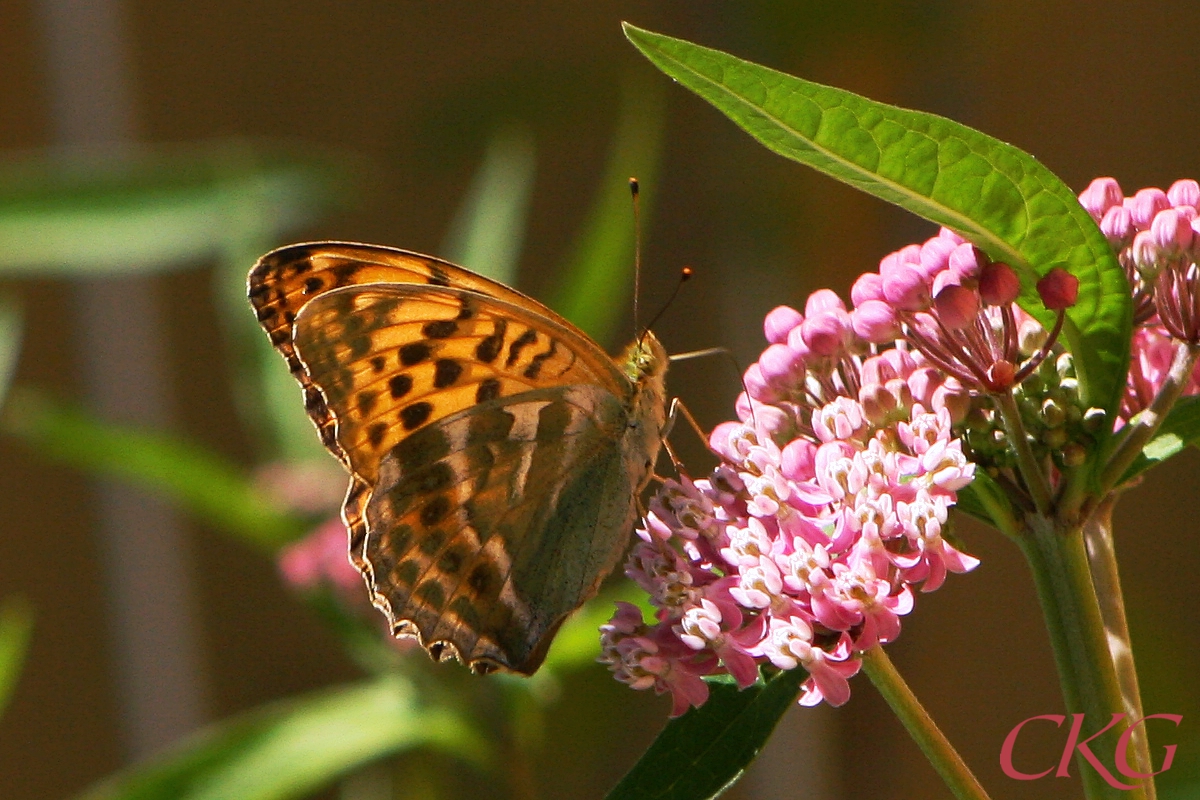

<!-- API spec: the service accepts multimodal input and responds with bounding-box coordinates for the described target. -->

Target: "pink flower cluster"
[601,232,1004,715]
[1078,177,1200,421]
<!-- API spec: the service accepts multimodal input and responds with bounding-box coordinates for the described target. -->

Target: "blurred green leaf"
[1119,396,1200,485]
[0,293,23,407]
[0,142,347,275]
[0,596,34,720]
[443,124,537,286]
[76,675,491,800]
[537,580,653,676]
[553,69,667,344]
[606,668,808,800]
[624,23,1131,423]
[2,388,305,550]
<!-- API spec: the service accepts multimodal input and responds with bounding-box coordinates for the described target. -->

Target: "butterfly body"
[249,243,666,674]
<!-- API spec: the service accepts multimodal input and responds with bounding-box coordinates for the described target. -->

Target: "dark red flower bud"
[1036,268,1079,310]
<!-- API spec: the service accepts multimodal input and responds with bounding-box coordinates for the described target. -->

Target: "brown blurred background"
[1,2,1198,799]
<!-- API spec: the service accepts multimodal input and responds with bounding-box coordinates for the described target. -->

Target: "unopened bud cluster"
[1079,178,1200,421]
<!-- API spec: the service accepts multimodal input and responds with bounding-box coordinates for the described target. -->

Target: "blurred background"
[1,2,1199,799]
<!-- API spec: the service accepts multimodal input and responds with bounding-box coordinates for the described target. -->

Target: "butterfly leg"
[655,397,710,477]
[663,396,708,447]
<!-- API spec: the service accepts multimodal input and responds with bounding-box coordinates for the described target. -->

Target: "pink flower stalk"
[601,288,981,714]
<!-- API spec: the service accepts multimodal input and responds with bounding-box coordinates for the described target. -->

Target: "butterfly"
[249,242,668,675]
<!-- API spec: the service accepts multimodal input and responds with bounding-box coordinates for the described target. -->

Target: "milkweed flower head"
[604,178,1200,717]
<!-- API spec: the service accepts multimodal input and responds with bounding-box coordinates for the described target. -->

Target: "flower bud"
[743,363,779,404]
[1130,230,1160,278]
[1036,268,1079,311]
[918,236,957,279]
[764,305,803,344]
[882,264,931,311]
[937,227,966,245]
[805,289,846,316]
[1019,316,1048,355]
[859,383,898,425]
[801,309,852,356]
[1078,177,1124,222]
[931,268,962,297]
[1100,205,1134,247]
[985,360,1016,392]
[1041,398,1066,428]
[978,261,1021,306]
[758,343,805,388]
[1043,427,1068,449]
[949,243,986,282]
[1168,179,1200,209]
[850,300,901,343]
[1128,187,1170,230]
[850,272,885,305]
[1082,407,1107,432]
[934,285,980,330]
[1150,207,1194,256]
[1060,443,1088,468]
[933,382,971,424]
[1055,352,1075,379]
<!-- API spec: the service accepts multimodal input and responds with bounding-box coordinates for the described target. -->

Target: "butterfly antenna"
[630,177,642,340]
[668,344,758,431]
[640,266,693,343]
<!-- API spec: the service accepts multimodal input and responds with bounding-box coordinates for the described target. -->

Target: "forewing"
[357,385,640,674]
[287,283,627,479]
[248,241,582,369]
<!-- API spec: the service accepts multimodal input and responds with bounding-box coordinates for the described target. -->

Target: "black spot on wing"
[356,390,377,416]
[367,421,388,449]
[423,319,458,339]
[475,319,506,363]
[523,339,557,380]
[506,329,538,367]
[420,495,452,527]
[389,374,413,399]
[476,378,501,403]
[400,342,432,367]
[400,401,433,430]
[433,359,463,389]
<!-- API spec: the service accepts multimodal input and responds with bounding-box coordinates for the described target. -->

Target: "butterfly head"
[622,331,669,385]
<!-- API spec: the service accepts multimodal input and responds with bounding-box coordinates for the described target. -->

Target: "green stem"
[1082,496,1155,800]
[1097,341,1200,496]
[992,392,1054,516]
[1018,514,1149,800]
[861,647,992,800]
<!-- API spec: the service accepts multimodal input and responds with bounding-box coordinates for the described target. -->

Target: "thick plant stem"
[1018,514,1149,800]
[1083,496,1156,800]
[861,647,992,800]
[993,392,1054,516]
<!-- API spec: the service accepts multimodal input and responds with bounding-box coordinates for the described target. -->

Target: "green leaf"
[443,124,538,287]
[76,675,490,800]
[2,388,306,550]
[0,142,347,275]
[553,69,667,344]
[1119,396,1200,485]
[0,293,23,407]
[0,596,34,720]
[606,668,808,800]
[623,23,1131,421]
